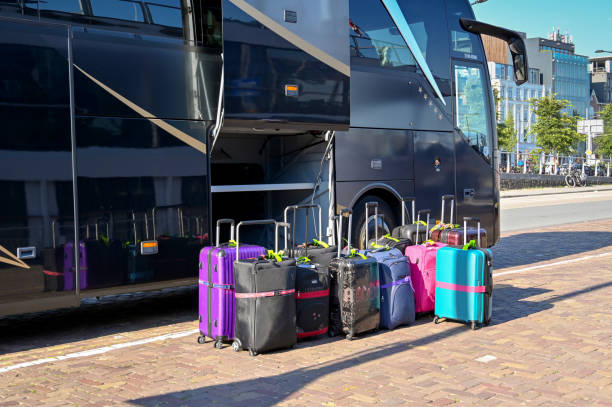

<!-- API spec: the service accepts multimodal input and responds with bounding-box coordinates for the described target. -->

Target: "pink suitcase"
[403,210,447,313]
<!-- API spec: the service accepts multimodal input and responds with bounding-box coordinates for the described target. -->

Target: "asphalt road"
[501,189,612,232]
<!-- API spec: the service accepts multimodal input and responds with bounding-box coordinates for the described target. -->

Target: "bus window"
[33,0,84,14]
[90,0,145,22]
[146,1,182,28]
[396,0,449,80]
[454,63,491,160]
[349,0,416,69]
[445,0,484,60]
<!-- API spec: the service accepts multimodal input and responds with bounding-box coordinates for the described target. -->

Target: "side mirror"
[460,18,528,86]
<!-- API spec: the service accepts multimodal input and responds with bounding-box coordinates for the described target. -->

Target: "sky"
[472,0,612,58]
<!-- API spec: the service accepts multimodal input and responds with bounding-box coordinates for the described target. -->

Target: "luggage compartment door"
[222,0,350,130]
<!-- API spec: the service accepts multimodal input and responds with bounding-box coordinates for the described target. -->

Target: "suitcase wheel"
[345,334,353,341]
[214,340,223,349]
[248,349,257,357]
[470,321,478,330]
[197,336,207,345]
[433,316,439,324]
[232,340,242,352]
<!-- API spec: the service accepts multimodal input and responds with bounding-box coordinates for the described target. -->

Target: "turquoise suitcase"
[434,217,493,330]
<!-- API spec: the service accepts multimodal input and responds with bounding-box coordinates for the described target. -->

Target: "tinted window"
[397,0,449,78]
[35,0,84,14]
[90,0,145,22]
[349,0,416,69]
[445,0,484,59]
[454,63,491,160]
[147,2,182,28]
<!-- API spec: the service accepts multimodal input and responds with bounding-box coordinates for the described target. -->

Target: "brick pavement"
[1,220,611,406]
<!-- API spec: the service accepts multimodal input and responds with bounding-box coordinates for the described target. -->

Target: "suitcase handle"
[462,217,481,247]
[337,209,353,258]
[415,209,431,245]
[235,219,275,258]
[283,204,323,256]
[440,194,455,225]
[275,222,290,254]
[365,202,379,248]
[216,219,235,247]
[400,196,416,226]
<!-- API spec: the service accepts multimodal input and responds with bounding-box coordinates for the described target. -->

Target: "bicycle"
[564,169,587,187]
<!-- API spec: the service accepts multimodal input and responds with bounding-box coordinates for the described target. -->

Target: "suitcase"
[361,247,415,330]
[283,204,331,340]
[404,210,447,314]
[439,227,488,248]
[232,220,297,356]
[295,262,330,339]
[391,196,426,247]
[434,218,493,329]
[328,209,380,340]
[42,247,64,292]
[284,204,337,270]
[63,241,88,290]
[198,219,265,347]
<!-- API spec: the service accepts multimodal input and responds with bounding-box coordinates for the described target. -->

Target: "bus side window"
[349,0,416,69]
[145,0,182,28]
[35,0,85,14]
[453,63,491,161]
[90,0,145,22]
[445,0,484,60]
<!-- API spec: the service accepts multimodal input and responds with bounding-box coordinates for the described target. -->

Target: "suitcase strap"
[297,326,328,339]
[198,279,233,290]
[295,289,329,299]
[436,281,486,293]
[380,276,412,289]
[235,289,295,299]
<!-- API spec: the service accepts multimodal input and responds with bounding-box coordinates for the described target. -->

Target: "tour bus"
[0,0,527,316]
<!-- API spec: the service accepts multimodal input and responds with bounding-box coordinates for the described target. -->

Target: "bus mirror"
[460,18,528,86]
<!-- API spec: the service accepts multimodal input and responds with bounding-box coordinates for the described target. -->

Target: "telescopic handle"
[337,209,353,258]
[440,194,455,225]
[462,217,481,247]
[400,196,416,226]
[275,222,290,254]
[283,204,323,255]
[365,202,379,247]
[235,219,276,258]
[215,219,235,247]
[415,209,431,245]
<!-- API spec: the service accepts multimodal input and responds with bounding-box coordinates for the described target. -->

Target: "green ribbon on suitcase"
[462,240,476,251]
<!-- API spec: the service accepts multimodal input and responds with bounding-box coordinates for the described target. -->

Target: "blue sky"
[472,0,612,58]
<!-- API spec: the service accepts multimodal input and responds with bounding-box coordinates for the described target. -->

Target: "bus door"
[452,60,495,238]
[0,18,78,315]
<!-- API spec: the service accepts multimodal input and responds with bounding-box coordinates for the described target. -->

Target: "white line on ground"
[0,328,199,374]
[494,251,612,277]
[475,355,497,363]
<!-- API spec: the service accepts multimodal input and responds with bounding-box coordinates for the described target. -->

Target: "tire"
[434,316,440,324]
[565,175,575,187]
[350,195,398,250]
[214,340,223,349]
[232,340,241,352]
[197,336,206,344]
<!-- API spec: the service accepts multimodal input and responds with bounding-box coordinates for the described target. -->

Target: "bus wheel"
[351,195,397,250]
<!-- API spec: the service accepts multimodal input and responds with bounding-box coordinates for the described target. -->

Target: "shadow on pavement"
[492,231,612,269]
[0,287,197,355]
[128,280,612,407]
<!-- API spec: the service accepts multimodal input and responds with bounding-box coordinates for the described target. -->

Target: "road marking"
[0,329,198,374]
[475,355,497,363]
[494,252,612,277]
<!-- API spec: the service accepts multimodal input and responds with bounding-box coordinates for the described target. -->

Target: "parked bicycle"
[565,168,587,187]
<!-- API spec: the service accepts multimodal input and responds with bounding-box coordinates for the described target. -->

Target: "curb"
[501,185,612,198]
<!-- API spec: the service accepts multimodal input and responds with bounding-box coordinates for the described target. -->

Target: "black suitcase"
[232,220,297,356]
[391,197,428,247]
[365,201,414,252]
[329,209,380,340]
[295,262,330,339]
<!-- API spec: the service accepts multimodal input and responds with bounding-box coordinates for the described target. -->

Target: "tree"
[529,95,584,155]
[497,112,518,152]
[595,104,612,157]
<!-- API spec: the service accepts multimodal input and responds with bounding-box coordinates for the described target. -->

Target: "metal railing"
[498,151,612,177]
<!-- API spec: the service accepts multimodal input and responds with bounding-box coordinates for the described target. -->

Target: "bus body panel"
[221,0,350,129]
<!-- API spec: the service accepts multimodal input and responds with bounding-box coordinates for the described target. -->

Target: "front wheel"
[351,195,397,250]
[565,175,576,187]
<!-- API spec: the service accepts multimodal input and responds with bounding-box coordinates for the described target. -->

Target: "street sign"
[586,149,592,155]
[577,119,604,135]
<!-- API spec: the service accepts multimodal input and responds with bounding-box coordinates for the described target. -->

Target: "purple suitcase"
[63,241,88,290]
[198,219,265,347]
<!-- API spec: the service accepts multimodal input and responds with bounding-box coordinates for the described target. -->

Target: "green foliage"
[497,113,518,152]
[529,95,584,155]
[493,88,501,122]
[596,104,612,157]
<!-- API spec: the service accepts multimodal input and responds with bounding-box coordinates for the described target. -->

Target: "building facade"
[590,56,612,109]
